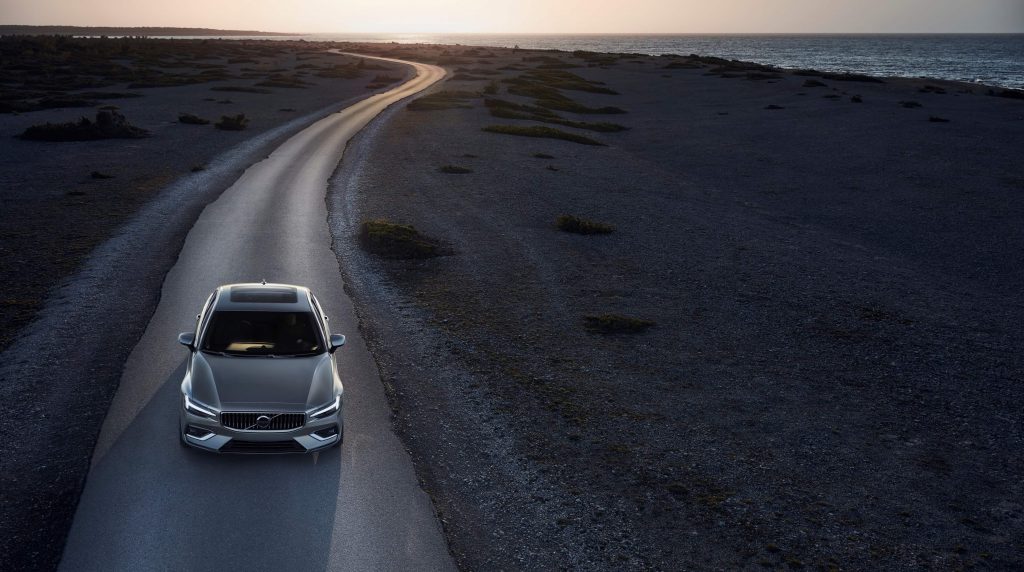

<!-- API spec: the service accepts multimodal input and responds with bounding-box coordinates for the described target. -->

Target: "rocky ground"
[2,36,1022,571]
[328,43,1024,570]
[0,37,407,571]
[0,37,407,351]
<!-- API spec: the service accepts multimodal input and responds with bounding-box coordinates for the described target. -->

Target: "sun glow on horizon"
[1,0,1022,34]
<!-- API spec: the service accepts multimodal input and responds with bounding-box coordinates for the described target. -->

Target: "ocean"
[195,33,1023,89]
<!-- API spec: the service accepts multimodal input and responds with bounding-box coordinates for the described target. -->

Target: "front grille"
[219,439,306,454]
[221,412,305,431]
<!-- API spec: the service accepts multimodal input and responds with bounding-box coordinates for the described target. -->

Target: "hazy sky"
[2,0,1022,34]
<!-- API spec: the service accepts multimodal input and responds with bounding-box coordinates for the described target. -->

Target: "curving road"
[59,55,453,571]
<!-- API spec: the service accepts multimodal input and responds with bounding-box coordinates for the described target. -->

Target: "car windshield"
[201,311,323,356]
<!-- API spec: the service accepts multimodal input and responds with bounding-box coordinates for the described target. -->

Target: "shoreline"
[154,33,1024,90]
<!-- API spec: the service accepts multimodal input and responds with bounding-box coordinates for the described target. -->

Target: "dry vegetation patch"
[582,314,656,334]
[359,219,447,259]
[407,90,480,111]
[483,124,605,146]
[18,110,149,141]
[555,214,616,234]
[214,113,249,130]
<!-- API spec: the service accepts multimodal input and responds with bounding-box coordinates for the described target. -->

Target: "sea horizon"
[151,32,1024,89]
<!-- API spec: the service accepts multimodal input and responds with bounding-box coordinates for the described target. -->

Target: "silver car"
[177,283,345,453]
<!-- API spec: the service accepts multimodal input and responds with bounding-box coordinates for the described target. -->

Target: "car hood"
[189,352,334,411]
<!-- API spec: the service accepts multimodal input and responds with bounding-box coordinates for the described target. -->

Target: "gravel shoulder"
[0,39,410,570]
[328,44,1024,570]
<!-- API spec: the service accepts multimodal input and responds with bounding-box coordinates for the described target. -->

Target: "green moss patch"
[485,98,628,132]
[359,219,447,259]
[19,110,149,141]
[556,215,615,234]
[407,90,479,111]
[214,113,249,130]
[483,125,604,146]
[583,314,655,334]
[178,113,210,125]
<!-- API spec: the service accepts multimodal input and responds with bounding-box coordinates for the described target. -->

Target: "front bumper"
[180,408,342,453]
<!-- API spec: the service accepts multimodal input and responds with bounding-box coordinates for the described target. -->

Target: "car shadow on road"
[60,360,341,571]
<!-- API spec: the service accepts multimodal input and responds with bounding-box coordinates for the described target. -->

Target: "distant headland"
[0,25,293,36]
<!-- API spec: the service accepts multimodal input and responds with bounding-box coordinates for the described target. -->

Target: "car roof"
[211,283,315,312]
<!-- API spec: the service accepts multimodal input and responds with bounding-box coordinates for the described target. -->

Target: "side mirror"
[329,334,346,353]
[178,332,196,350]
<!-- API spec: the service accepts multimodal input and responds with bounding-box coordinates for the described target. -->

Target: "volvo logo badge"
[256,415,272,429]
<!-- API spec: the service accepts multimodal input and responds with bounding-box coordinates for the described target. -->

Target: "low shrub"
[127,75,210,89]
[820,72,883,83]
[451,73,489,81]
[990,88,1024,100]
[314,64,363,79]
[899,100,923,108]
[556,215,615,234]
[255,75,309,89]
[76,92,142,99]
[536,97,626,115]
[583,314,655,334]
[407,91,478,111]
[663,61,702,70]
[483,125,605,146]
[533,153,555,159]
[19,110,149,141]
[214,113,249,130]
[359,219,446,259]
[802,79,827,88]
[485,98,628,132]
[371,74,401,84]
[439,165,472,174]
[928,116,950,123]
[211,86,272,94]
[178,113,210,125]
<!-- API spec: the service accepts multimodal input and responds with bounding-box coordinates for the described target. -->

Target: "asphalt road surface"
[59,55,454,571]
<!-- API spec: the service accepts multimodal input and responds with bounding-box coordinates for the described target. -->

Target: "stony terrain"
[328,43,1024,570]
[0,37,406,350]
[0,37,407,571]
[2,36,1022,571]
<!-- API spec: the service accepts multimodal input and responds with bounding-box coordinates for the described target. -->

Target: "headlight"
[309,395,341,419]
[183,393,218,419]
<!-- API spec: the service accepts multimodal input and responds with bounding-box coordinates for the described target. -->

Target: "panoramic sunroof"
[229,286,298,304]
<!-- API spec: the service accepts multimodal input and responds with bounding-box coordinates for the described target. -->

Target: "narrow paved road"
[59,55,453,571]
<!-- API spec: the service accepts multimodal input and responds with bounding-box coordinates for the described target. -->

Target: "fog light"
[311,426,339,441]
[186,425,215,441]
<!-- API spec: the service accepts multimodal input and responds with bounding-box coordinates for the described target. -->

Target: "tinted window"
[229,287,298,304]
[202,311,323,356]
